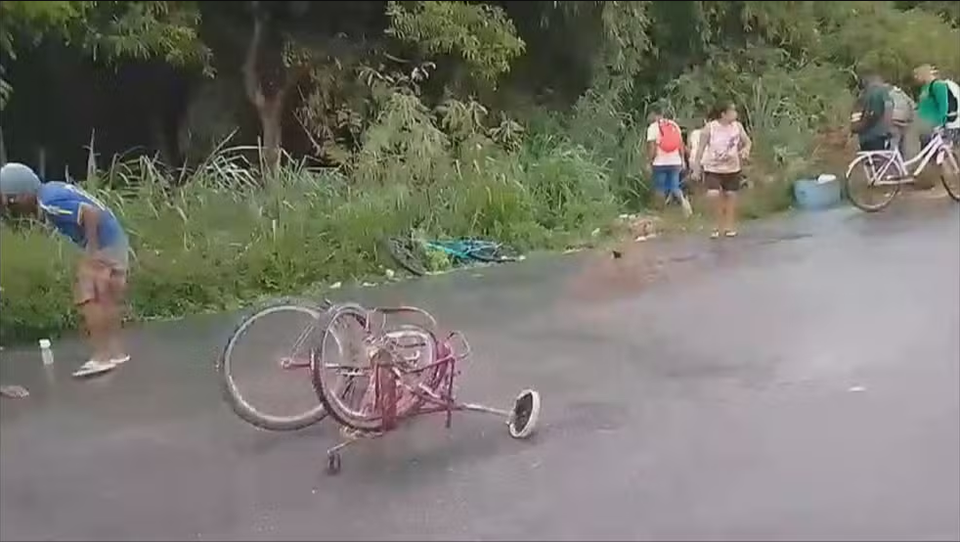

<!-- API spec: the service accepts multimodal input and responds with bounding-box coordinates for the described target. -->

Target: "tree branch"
[243,14,266,110]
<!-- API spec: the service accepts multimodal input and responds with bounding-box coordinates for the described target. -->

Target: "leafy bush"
[0,91,620,342]
[5,0,960,342]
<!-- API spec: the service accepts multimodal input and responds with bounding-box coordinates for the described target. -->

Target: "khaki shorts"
[74,247,128,306]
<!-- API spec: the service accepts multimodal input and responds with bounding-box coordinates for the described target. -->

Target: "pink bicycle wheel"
[312,304,446,432]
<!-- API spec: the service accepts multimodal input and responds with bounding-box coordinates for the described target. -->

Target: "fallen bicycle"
[218,299,541,474]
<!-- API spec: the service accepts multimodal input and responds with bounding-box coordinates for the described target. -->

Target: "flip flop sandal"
[111,354,131,365]
[0,385,29,399]
[725,230,738,238]
[72,360,116,378]
[710,230,721,239]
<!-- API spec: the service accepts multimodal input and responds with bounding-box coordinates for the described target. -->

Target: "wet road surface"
[2,203,959,541]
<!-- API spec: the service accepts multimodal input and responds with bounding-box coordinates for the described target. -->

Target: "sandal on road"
[72,359,117,378]
[725,230,738,238]
[111,354,131,365]
[0,385,29,399]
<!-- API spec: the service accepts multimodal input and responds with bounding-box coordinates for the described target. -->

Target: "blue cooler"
[793,174,841,211]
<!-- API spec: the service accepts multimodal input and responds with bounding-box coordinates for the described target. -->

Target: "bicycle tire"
[312,305,448,432]
[383,236,428,277]
[940,147,960,202]
[468,242,521,263]
[311,303,385,433]
[218,298,331,431]
[844,154,903,212]
[380,323,448,415]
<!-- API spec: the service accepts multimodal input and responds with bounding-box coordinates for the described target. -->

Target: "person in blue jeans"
[646,108,692,216]
[0,163,131,378]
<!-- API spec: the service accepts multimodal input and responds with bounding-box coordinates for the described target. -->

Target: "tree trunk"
[260,99,283,172]
[243,11,308,180]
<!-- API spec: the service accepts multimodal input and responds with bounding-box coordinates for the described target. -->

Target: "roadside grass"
[0,60,846,343]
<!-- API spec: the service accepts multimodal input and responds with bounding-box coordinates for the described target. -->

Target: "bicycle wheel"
[383,236,428,277]
[218,298,331,431]
[940,147,960,202]
[312,305,446,432]
[311,303,384,433]
[844,154,903,212]
[467,242,521,263]
[383,323,448,414]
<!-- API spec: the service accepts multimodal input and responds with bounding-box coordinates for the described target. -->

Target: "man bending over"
[1,163,130,378]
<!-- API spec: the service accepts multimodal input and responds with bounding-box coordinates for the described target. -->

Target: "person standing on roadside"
[645,107,693,217]
[693,101,752,239]
[914,64,960,147]
[0,162,131,378]
[850,73,893,152]
[887,84,916,157]
[686,117,708,194]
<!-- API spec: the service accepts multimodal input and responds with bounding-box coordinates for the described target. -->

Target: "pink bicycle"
[311,303,540,474]
[218,299,541,475]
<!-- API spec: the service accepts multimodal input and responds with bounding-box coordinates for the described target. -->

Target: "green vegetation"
[1,1,959,342]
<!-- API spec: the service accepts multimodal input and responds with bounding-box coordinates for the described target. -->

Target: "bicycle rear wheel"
[219,298,331,431]
[940,147,960,202]
[844,154,903,212]
[467,242,521,263]
[383,236,428,276]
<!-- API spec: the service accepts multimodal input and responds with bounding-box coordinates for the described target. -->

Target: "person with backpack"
[692,101,752,239]
[887,84,916,157]
[645,107,692,217]
[913,64,960,147]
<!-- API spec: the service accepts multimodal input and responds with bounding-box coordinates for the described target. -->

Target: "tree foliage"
[5,0,960,340]
[78,1,211,71]
[0,1,210,110]
[3,0,960,170]
[0,1,87,108]
[386,1,526,85]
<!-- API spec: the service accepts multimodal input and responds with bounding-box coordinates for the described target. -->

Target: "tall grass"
[0,126,618,342]
[0,54,853,342]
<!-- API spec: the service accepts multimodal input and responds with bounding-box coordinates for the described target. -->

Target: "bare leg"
[80,301,112,362]
[724,192,739,235]
[105,298,126,361]
[706,189,722,237]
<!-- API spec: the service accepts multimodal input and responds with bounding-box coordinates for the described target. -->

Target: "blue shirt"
[37,182,127,250]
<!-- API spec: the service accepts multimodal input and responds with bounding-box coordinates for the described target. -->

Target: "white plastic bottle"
[39,339,54,366]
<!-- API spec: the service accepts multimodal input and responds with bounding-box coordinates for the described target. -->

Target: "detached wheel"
[508,389,541,439]
[383,236,428,277]
[468,242,521,264]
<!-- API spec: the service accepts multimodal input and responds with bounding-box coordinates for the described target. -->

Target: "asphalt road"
[2,202,959,541]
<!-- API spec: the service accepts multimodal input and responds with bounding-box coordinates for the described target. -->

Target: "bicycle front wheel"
[218,298,330,431]
[940,147,960,202]
[312,303,386,433]
[467,242,521,263]
[844,154,903,212]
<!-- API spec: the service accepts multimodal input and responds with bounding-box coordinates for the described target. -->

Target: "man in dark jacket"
[852,74,894,151]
